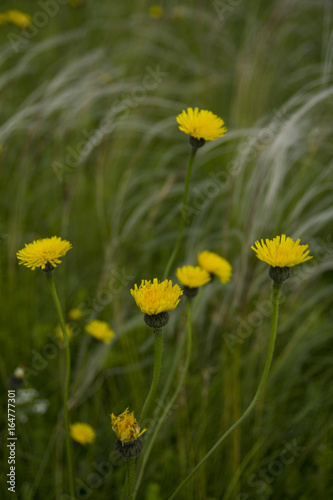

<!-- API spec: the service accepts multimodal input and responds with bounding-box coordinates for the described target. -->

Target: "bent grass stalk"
[167,282,282,500]
[164,146,197,279]
[133,301,193,499]
[46,273,75,498]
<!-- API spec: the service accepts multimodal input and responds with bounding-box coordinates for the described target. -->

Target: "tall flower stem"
[164,147,197,278]
[133,301,193,499]
[127,459,136,499]
[46,273,75,499]
[167,282,282,500]
[140,328,164,423]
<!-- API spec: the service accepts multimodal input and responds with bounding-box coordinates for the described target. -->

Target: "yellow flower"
[6,10,32,28]
[111,408,146,444]
[176,265,211,288]
[17,236,72,271]
[149,5,164,18]
[130,278,183,315]
[251,234,312,268]
[70,422,96,445]
[55,323,73,343]
[176,107,227,142]
[68,308,83,321]
[198,251,232,283]
[85,320,114,344]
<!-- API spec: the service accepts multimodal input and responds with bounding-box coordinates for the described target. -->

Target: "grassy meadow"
[1,0,333,498]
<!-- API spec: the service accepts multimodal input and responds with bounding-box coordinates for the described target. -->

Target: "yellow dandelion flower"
[85,320,114,344]
[149,5,164,18]
[130,278,183,316]
[6,10,32,28]
[176,265,211,289]
[198,251,232,284]
[55,323,73,343]
[111,408,146,444]
[176,107,227,142]
[70,422,96,445]
[251,234,312,268]
[68,308,83,321]
[17,236,72,271]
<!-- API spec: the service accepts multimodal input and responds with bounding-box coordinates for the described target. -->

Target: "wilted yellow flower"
[85,320,114,344]
[70,422,96,445]
[198,251,232,283]
[68,308,83,321]
[55,323,73,343]
[251,235,312,268]
[149,5,164,18]
[111,408,146,444]
[6,10,32,28]
[177,107,227,142]
[17,236,72,271]
[176,265,211,288]
[130,278,183,315]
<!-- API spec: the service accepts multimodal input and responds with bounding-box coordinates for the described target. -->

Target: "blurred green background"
[1,0,333,498]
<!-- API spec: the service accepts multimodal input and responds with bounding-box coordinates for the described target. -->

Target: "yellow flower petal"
[149,5,164,18]
[110,408,146,443]
[70,422,96,445]
[130,278,183,315]
[198,251,232,283]
[176,265,211,288]
[16,236,72,270]
[176,107,227,141]
[68,308,83,321]
[55,324,73,343]
[85,320,114,344]
[251,234,312,267]
[6,10,32,28]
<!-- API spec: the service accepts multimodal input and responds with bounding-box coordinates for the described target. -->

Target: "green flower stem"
[140,328,164,423]
[167,282,282,500]
[120,473,128,500]
[46,273,75,499]
[164,146,197,278]
[133,301,193,499]
[127,459,136,499]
